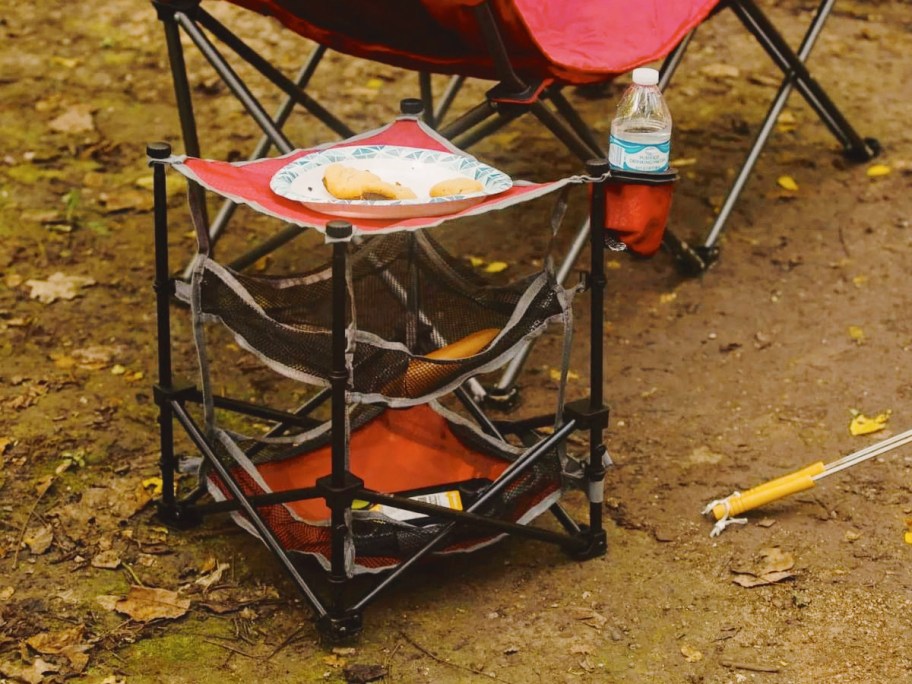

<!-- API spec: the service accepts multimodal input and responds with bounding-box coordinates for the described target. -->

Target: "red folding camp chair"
[150,0,879,404]
[152,0,878,270]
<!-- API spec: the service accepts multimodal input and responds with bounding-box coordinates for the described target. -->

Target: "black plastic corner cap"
[399,98,424,116]
[326,220,354,240]
[586,158,611,176]
[147,142,172,159]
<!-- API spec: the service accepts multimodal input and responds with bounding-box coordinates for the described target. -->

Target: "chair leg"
[156,3,210,234]
[729,0,879,160]
[699,0,881,254]
[159,4,355,278]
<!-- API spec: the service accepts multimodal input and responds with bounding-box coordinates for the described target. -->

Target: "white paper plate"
[270,145,512,219]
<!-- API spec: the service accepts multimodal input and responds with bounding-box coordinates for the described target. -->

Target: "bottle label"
[608,135,670,172]
[369,490,463,522]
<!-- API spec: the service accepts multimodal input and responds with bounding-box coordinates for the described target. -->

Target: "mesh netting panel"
[192,231,568,403]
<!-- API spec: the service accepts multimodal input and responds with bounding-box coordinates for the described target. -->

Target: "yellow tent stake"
[710,461,824,520]
[704,426,912,535]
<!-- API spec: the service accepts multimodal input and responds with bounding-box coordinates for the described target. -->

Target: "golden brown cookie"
[322,163,416,200]
[429,176,485,198]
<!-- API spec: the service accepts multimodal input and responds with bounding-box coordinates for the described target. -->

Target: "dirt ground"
[1,1,911,682]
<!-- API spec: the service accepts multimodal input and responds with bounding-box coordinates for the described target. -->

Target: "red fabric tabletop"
[166,116,585,238]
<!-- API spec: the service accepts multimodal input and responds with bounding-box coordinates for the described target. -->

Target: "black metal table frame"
[146,142,645,639]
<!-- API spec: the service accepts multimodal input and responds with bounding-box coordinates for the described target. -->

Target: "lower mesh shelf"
[208,404,563,573]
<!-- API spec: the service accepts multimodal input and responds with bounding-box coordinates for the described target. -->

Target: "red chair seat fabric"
[225,0,719,84]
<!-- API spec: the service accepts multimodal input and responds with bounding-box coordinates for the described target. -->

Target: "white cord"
[702,494,748,537]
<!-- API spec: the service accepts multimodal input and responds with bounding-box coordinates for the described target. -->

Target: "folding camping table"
[146,111,677,638]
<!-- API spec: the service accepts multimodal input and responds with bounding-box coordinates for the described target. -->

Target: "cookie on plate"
[322,163,416,200]
[429,177,485,198]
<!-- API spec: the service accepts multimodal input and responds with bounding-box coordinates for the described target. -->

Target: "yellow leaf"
[849,410,890,436]
[468,256,485,268]
[51,353,77,369]
[111,364,127,375]
[322,654,347,668]
[548,368,579,382]
[777,175,799,191]
[606,260,622,270]
[904,530,912,545]
[669,157,697,168]
[776,111,798,133]
[852,275,868,288]
[51,56,80,69]
[484,261,509,274]
[659,292,677,304]
[866,164,891,178]
[142,477,164,496]
[847,325,864,344]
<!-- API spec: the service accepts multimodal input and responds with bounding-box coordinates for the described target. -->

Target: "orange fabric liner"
[255,405,509,521]
[604,182,675,257]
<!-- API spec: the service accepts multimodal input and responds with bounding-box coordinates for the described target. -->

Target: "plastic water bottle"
[608,67,672,173]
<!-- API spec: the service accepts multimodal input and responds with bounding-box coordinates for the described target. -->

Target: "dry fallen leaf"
[91,549,122,570]
[731,547,796,587]
[681,644,703,663]
[866,164,891,178]
[777,175,799,192]
[757,547,795,574]
[48,104,95,134]
[342,663,388,684]
[50,56,81,69]
[107,586,190,622]
[100,188,155,213]
[700,63,740,79]
[23,525,54,555]
[195,562,230,591]
[26,625,86,655]
[323,653,347,668]
[484,261,509,274]
[74,345,124,369]
[548,368,579,382]
[0,657,59,684]
[848,325,865,344]
[25,272,96,304]
[776,111,799,133]
[732,570,795,588]
[95,595,120,612]
[849,410,890,436]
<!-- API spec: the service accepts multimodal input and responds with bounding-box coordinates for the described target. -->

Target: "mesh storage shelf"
[180,230,572,406]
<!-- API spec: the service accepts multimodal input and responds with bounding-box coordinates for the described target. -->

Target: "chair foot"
[317,610,364,643]
[664,232,720,277]
[566,525,607,561]
[844,137,881,164]
[156,500,203,530]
